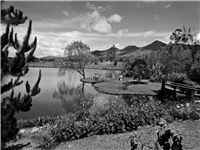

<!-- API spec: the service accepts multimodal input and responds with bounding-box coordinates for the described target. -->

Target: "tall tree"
[106,45,116,62]
[58,41,94,79]
[1,3,41,147]
[170,26,200,65]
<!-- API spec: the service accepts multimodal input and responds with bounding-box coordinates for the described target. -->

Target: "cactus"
[1,4,41,147]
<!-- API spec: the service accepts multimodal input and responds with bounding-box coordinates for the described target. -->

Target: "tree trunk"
[82,68,85,79]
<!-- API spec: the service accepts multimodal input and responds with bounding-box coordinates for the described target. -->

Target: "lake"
[1,67,123,119]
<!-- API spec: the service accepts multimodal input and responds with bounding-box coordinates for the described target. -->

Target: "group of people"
[92,74,101,80]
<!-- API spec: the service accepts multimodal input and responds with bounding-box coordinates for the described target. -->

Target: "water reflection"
[53,81,126,115]
[53,82,94,114]
[53,80,161,116]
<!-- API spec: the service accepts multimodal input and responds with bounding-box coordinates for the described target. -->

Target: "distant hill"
[141,40,166,51]
[27,55,40,62]
[91,40,167,57]
[91,46,120,57]
[37,40,167,61]
[118,45,140,56]
[39,56,64,61]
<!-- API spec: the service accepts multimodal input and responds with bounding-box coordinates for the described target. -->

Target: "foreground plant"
[129,118,183,150]
[1,3,41,147]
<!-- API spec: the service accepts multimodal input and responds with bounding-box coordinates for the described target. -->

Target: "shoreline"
[28,63,123,71]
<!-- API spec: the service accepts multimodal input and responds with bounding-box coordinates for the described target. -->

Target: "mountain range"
[91,40,167,57]
[37,40,167,61]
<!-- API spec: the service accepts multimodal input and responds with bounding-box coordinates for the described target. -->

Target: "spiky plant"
[1,4,41,147]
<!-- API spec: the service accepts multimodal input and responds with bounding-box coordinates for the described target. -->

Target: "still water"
[2,67,123,119]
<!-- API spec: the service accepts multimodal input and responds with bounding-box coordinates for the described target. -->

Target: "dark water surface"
[2,68,123,119]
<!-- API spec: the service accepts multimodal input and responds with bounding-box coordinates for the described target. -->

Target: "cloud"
[1,22,171,57]
[79,9,122,34]
[85,2,105,11]
[142,30,156,37]
[164,4,171,9]
[93,20,112,33]
[108,14,122,23]
[62,10,69,16]
[80,10,112,33]
[117,29,129,37]
[34,3,121,34]
[155,15,159,20]
[78,3,122,33]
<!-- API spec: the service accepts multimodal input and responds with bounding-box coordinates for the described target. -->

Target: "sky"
[1,0,200,58]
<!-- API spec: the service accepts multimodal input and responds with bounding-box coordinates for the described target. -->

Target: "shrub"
[113,60,118,66]
[122,56,152,80]
[187,66,200,83]
[18,116,63,129]
[167,73,197,86]
[18,98,200,149]
[168,73,187,84]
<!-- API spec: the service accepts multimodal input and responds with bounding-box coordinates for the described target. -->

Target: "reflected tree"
[53,82,94,114]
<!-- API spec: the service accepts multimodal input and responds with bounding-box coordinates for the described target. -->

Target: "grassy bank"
[6,120,200,150]
[7,97,200,149]
[28,62,123,70]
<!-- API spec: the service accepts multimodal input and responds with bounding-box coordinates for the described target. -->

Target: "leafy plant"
[122,56,151,81]
[1,3,41,147]
[187,66,200,83]
[129,119,183,150]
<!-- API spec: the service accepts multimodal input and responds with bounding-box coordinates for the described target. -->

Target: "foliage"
[170,26,198,45]
[122,56,151,81]
[106,45,117,62]
[18,116,63,129]
[93,57,99,65]
[58,41,94,78]
[17,96,199,149]
[148,26,200,82]
[187,66,200,83]
[167,73,188,84]
[1,4,27,25]
[170,26,200,65]
[113,60,118,66]
[130,119,183,150]
[1,4,41,147]
[155,120,183,150]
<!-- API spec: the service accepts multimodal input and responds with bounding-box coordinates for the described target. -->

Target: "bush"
[19,99,200,149]
[18,116,63,129]
[168,73,187,83]
[188,66,200,83]
[167,73,197,86]
[122,56,152,80]
[113,60,118,66]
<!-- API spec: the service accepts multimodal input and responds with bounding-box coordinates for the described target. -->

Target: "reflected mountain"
[53,82,94,114]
